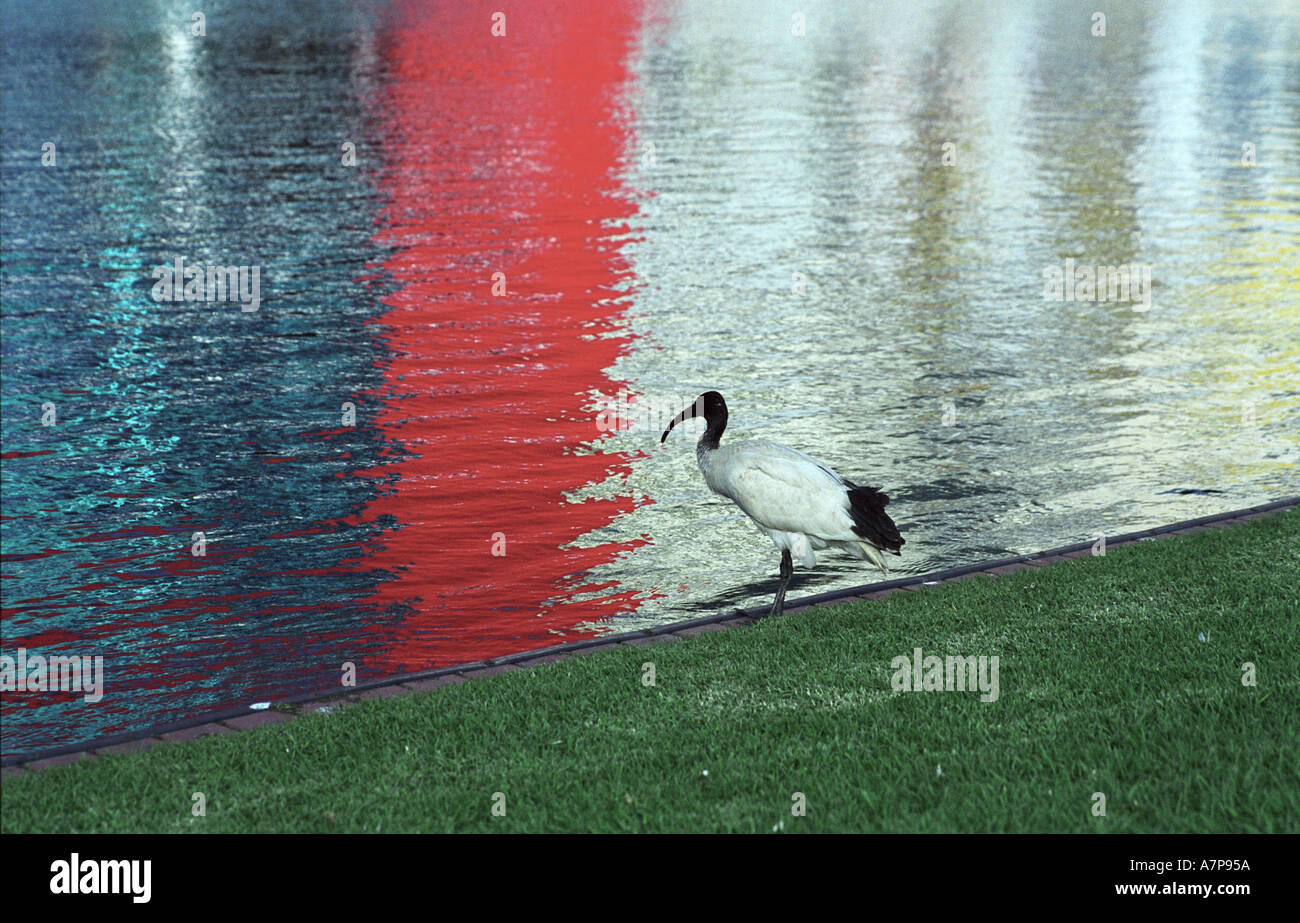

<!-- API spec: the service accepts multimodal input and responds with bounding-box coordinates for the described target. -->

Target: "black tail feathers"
[844,480,904,554]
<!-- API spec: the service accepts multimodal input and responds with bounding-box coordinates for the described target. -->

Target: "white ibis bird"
[660,391,904,618]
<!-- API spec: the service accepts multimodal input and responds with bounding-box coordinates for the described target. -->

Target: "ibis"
[660,391,904,618]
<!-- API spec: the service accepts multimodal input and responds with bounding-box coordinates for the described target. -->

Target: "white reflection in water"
[572,0,1300,627]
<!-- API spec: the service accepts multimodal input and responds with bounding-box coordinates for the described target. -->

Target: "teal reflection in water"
[1,0,407,755]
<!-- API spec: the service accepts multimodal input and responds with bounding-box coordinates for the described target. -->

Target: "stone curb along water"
[2,496,1295,775]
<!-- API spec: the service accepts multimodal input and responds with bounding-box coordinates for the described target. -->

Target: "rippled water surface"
[2,0,1298,755]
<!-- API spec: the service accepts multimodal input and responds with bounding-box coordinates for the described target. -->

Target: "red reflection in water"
[353,0,647,668]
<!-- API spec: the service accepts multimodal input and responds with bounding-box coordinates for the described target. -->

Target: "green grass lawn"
[3,510,1297,833]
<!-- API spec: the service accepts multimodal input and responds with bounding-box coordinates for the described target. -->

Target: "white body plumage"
[697,438,891,573]
[661,391,902,617]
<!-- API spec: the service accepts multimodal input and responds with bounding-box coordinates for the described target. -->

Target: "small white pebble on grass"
[936,764,943,777]
[701,769,709,777]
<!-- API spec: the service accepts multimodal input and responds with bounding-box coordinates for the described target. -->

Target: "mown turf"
[3,510,1297,833]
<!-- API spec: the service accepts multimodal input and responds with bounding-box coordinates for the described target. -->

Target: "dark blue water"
[2,0,416,752]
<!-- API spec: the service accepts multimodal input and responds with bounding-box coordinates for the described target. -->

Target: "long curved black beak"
[660,399,702,444]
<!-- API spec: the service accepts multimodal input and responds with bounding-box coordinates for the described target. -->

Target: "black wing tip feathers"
[844,481,905,552]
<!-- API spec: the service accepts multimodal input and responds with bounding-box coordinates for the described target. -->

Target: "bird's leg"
[769,549,793,618]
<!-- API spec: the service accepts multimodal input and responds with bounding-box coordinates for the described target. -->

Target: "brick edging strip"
[4,495,1295,774]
